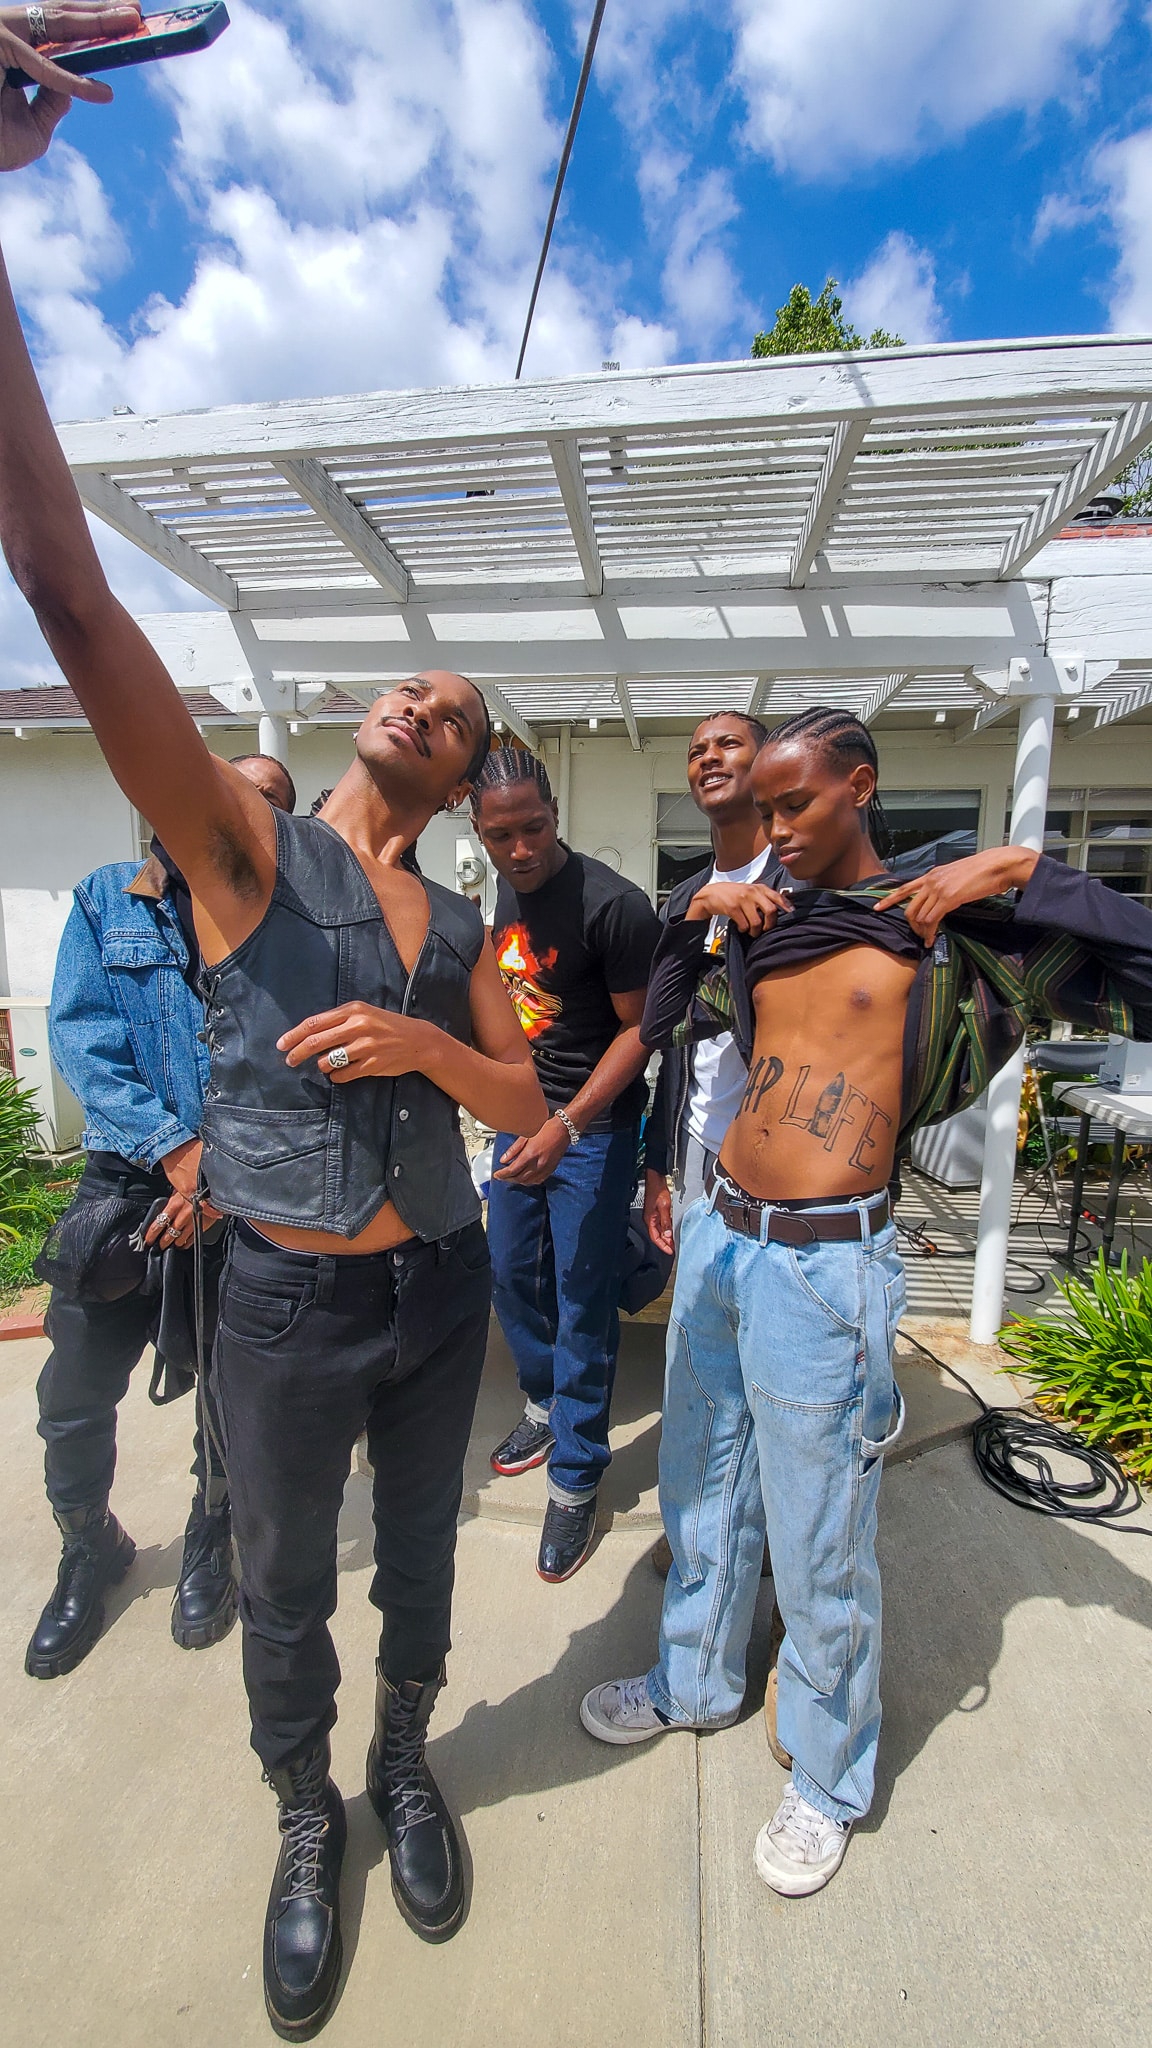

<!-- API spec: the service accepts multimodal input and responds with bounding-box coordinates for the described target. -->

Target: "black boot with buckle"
[172,1479,239,1650]
[263,1736,346,2042]
[25,1504,136,1680]
[366,1663,465,1942]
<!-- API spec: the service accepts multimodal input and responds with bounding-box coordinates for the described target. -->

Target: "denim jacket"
[49,859,209,1170]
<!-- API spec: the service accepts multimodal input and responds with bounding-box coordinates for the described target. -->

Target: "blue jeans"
[487,1125,639,1502]
[648,1191,906,1825]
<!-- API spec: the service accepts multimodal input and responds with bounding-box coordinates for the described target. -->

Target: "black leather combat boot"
[263,1738,346,2041]
[172,1482,239,1650]
[25,1505,136,1679]
[366,1663,465,1942]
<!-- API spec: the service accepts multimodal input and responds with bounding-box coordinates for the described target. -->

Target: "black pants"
[36,1152,226,1518]
[212,1218,491,1773]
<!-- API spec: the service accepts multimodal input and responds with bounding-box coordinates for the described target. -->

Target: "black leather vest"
[199,810,484,1241]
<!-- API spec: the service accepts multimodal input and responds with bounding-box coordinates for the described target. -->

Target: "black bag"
[34,1191,163,1304]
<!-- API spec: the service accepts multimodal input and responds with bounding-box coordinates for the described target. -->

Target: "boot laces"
[384,1696,437,1833]
[276,1753,331,1901]
[51,1533,101,1614]
[181,1510,227,1578]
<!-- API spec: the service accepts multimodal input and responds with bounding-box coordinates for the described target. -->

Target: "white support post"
[258,713,290,766]
[968,693,1054,1343]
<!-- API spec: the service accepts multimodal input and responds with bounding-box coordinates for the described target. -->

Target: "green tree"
[752,278,902,357]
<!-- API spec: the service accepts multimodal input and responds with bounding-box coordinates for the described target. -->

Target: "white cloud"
[1035,125,1152,334]
[844,232,946,344]
[1084,126,1152,331]
[0,143,124,298]
[729,0,1119,177]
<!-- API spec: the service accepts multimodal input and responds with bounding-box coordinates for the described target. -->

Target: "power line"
[515,0,608,381]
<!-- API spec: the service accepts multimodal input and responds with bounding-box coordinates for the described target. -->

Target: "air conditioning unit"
[0,999,83,1154]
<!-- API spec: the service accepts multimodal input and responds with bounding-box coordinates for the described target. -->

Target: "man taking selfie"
[0,39,546,2036]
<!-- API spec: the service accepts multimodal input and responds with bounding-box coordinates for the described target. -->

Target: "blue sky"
[3,0,1152,679]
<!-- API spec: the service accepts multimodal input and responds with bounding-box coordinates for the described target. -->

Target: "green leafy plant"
[0,1071,44,1244]
[1000,1252,1152,1485]
[752,279,903,358]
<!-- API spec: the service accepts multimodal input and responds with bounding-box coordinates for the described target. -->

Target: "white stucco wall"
[0,734,138,996]
[3,716,1152,998]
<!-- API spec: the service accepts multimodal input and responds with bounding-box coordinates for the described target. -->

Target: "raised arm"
[0,73,275,948]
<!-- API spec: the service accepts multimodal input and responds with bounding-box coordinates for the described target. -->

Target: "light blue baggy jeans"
[647,1189,906,1825]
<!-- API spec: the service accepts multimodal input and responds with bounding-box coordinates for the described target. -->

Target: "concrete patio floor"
[4,1313,1151,2048]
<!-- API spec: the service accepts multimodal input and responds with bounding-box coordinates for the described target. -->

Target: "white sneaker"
[580,1675,673,1745]
[753,1782,851,1896]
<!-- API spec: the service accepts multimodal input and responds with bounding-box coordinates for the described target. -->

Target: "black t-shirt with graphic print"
[493,849,661,1131]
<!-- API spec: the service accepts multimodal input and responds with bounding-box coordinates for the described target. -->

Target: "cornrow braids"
[693,708,769,750]
[469,743,554,816]
[765,705,894,861]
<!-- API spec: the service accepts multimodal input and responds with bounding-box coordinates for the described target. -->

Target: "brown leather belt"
[704,1162,890,1246]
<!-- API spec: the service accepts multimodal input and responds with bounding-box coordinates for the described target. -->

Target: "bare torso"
[718,945,918,1202]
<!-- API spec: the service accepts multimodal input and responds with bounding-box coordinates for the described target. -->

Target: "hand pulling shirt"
[640,856,1152,1153]
[686,846,778,1154]
[493,848,661,1132]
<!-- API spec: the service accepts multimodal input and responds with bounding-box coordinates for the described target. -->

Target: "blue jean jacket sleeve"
[49,890,201,1170]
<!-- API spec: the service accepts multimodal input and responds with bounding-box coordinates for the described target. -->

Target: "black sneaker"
[537,1496,597,1583]
[491,1411,555,1476]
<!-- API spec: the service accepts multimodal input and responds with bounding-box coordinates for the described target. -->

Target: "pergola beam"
[1091,679,1152,732]
[278,457,410,602]
[999,399,1152,577]
[75,466,239,609]
[548,437,604,597]
[862,672,914,723]
[789,418,869,586]
[613,676,641,750]
[470,679,538,751]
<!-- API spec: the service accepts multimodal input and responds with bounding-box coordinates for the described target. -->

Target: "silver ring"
[327,1045,350,1071]
[26,6,48,46]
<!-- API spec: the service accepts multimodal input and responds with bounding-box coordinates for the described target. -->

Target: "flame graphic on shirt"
[495,923,562,1040]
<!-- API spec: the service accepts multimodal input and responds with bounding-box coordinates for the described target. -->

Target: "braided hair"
[469,744,554,817]
[765,706,894,861]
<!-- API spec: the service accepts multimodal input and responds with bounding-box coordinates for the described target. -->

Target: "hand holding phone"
[0,8,133,171]
[7,3,228,88]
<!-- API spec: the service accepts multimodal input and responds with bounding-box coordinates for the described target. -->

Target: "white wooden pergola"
[55,335,1152,1339]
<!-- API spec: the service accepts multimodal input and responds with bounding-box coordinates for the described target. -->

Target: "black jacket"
[642,851,788,1181]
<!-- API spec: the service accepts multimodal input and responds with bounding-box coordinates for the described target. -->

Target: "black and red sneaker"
[491,1411,555,1476]
[537,1496,597,1584]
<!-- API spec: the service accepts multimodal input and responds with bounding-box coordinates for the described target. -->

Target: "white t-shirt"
[685,846,775,1155]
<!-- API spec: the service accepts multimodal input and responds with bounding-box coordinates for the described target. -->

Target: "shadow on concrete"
[100,1531,186,1635]
[863,1448,1152,1830]
[428,1555,779,1822]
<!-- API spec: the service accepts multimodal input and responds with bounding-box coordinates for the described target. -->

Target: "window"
[1029,790,1152,906]
[880,791,981,875]
[654,790,711,903]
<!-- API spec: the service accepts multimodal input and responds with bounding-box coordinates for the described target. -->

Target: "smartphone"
[6,4,229,87]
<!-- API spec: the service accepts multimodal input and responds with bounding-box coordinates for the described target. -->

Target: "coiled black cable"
[901,1332,1148,1530]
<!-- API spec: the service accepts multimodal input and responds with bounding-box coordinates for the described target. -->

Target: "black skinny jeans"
[36,1151,226,1518]
[212,1218,491,1773]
